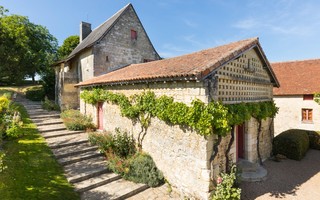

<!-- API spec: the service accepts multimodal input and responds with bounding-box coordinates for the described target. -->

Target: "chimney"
[80,21,92,42]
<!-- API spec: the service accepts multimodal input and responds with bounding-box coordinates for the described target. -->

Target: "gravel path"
[241,149,320,200]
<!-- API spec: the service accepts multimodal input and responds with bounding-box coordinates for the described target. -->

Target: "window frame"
[302,108,313,122]
[131,29,137,40]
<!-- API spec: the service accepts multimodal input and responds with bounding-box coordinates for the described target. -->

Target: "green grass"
[0,89,13,98]
[0,103,80,200]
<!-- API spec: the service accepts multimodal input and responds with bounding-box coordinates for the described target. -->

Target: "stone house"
[53,3,160,109]
[76,37,280,199]
[272,59,320,135]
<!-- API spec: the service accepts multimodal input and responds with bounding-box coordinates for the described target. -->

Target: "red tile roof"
[272,59,320,95]
[77,37,278,87]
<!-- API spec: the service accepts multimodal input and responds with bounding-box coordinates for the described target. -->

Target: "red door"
[237,124,245,161]
[97,102,104,130]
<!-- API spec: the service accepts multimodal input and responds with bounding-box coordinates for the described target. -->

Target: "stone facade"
[79,49,276,199]
[274,95,320,135]
[54,4,160,109]
[92,6,160,77]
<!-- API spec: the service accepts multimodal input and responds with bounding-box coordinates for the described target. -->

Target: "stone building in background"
[53,3,160,109]
[76,37,280,199]
[272,59,320,135]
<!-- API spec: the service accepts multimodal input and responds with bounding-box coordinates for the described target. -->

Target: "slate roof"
[76,37,279,87]
[272,59,320,95]
[66,3,131,61]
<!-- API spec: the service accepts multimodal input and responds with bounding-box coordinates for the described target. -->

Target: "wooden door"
[97,102,104,130]
[237,124,245,160]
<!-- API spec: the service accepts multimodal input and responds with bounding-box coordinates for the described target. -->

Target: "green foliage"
[57,35,79,60]
[42,97,60,111]
[0,151,6,173]
[273,129,310,160]
[314,93,320,105]
[25,86,45,101]
[126,152,164,187]
[306,130,320,150]
[80,88,278,136]
[211,165,241,200]
[0,9,58,84]
[0,97,23,139]
[61,109,95,131]
[0,102,79,199]
[88,129,163,187]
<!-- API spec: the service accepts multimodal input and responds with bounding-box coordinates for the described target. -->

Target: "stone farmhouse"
[272,59,320,135]
[53,3,160,109]
[76,37,280,199]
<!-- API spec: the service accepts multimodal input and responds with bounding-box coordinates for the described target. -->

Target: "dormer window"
[131,30,137,40]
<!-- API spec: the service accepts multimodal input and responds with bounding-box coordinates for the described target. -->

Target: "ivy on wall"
[80,88,278,137]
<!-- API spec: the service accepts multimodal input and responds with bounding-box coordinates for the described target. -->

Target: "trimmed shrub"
[42,97,60,111]
[126,152,164,187]
[61,110,95,131]
[88,132,114,152]
[25,87,45,101]
[273,129,309,160]
[306,131,320,150]
[88,129,163,187]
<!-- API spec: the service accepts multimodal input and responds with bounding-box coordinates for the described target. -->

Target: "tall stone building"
[54,3,160,109]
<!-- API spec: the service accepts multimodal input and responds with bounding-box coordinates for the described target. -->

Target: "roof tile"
[77,37,265,87]
[272,59,320,95]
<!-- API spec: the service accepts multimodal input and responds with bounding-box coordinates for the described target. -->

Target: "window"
[302,109,313,122]
[131,30,137,40]
[303,94,314,100]
[106,56,109,62]
[143,59,153,63]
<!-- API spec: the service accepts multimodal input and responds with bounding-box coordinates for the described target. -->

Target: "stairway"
[15,97,162,200]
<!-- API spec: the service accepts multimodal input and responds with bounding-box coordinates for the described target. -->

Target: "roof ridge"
[272,58,320,64]
[91,3,131,32]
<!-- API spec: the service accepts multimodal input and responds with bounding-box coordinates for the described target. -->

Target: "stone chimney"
[80,21,92,42]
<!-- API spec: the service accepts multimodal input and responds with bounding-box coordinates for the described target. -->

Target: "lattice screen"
[215,50,273,103]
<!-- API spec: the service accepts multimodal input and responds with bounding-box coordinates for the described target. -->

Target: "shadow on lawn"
[240,149,320,199]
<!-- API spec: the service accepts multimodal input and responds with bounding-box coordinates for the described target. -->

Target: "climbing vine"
[80,88,278,137]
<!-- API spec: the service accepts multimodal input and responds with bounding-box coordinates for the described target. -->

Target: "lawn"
[0,102,80,200]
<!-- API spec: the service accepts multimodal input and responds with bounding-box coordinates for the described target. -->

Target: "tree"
[0,7,58,84]
[57,35,79,60]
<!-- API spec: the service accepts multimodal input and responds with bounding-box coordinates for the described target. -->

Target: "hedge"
[273,129,309,160]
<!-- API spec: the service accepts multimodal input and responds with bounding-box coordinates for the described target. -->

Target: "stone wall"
[274,95,320,135]
[81,81,212,199]
[92,6,160,76]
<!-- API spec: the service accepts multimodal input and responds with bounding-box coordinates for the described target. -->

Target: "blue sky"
[2,0,320,62]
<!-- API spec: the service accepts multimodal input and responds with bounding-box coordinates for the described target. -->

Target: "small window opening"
[131,30,137,40]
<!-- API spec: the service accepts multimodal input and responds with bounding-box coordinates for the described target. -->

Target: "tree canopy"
[0,7,58,84]
[57,35,79,60]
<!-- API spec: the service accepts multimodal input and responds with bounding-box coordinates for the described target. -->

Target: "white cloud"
[233,18,259,29]
[183,19,198,28]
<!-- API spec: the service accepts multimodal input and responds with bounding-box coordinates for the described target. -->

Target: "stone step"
[39,127,67,133]
[45,131,88,146]
[29,113,61,119]
[33,118,63,125]
[238,159,259,172]
[42,130,84,139]
[52,142,98,158]
[50,139,89,149]
[80,178,149,200]
[127,184,180,200]
[59,151,104,166]
[74,172,121,193]
[64,157,109,183]
[36,121,64,126]
[37,122,66,129]
[241,165,268,182]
